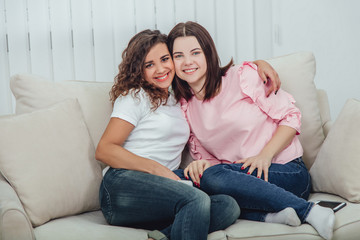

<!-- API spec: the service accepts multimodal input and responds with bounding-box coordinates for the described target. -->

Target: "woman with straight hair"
[167,21,335,240]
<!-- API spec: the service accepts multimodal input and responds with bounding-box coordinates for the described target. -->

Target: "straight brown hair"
[167,21,233,102]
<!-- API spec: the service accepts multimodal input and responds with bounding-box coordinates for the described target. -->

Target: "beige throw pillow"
[10,74,113,148]
[267,52,325,169]
[310,99,360,202]
[0,99,102,226]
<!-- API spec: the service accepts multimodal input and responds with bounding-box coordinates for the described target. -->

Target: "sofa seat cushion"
[34,210,227,240]
[224,193,360,240]
[308,193,360,240]
[34,211,148,240]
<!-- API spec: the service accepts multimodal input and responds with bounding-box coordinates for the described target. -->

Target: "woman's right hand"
[184,160,211,187]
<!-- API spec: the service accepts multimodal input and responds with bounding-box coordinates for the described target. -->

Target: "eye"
[145,63,153,68]
[173,54,183,59]
[161,57,169,62]
[192,51,201,56]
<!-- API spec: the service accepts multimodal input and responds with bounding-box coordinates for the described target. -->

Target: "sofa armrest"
[0,174,35,240]
[317,89,333,137]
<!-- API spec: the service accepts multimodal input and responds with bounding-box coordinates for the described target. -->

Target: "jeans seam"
[300,172,311,199]
[102,173,113,224]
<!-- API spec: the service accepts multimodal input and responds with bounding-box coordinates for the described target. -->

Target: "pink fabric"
[181,62,303,165]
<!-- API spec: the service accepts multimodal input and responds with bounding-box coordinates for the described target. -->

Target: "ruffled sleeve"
[239,62,302,134]
[180,98,220,165]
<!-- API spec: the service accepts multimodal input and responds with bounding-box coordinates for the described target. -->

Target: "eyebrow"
[190,48,202,52]
[173,48,201,55]
[144,54,170,65]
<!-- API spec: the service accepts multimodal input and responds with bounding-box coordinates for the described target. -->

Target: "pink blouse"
[181,62,303,165]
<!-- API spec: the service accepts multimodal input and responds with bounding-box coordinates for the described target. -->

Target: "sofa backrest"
[9,52,326,170]
[266,52,325,169]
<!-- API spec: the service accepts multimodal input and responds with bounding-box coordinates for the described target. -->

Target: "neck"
[188,80,205,100]
[189,84,204,100]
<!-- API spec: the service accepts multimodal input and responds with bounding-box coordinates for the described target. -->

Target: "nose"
[184,55,193,65]
[155,64,165,74]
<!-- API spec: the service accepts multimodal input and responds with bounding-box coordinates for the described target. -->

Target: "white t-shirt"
[108,88,190,172]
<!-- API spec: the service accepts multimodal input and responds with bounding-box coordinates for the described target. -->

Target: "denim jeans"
[199,157,314,222]
[100,168,240,240]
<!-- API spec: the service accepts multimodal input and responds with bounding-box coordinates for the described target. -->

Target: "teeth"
[184,69,196,73]
[156,74,167,79]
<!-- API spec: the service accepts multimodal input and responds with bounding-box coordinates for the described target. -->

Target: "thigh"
[267,158,311,199]
[233,158,311,199]
[100,168,204,228]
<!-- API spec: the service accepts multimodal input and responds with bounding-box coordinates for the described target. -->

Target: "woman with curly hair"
[95,29,241,240]
[95,29,279,240]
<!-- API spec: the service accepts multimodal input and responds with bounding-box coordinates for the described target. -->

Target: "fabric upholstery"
[10,74,113,148]
[266,52,325,169]
[310,99,360,202]
[0,99,102,226]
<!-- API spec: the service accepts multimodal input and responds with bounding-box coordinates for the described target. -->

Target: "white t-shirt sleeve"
[110,92,148,127]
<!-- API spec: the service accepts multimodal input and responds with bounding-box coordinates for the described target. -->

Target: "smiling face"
[172,36,207,96]
[143,43,175,92]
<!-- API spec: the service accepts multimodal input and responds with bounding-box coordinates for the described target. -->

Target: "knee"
[209,194,240,232]
[183,189,211,216]
[213,194,240,221]
[194,190,211,209]
[200,165,227,193]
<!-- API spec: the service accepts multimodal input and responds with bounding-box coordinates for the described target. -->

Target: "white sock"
[265,207,301,226]
[305,204,335,240]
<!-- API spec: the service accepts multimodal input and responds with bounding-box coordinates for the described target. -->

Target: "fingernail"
[241,166,245,170]
[199,174,202,178]
[247,172,250,175]
[185,176,189,180]
[275,90,278,95]
[263,81,266,84]
[257,176,260,178]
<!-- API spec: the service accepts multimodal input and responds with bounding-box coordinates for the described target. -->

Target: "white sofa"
[1,52,360,240]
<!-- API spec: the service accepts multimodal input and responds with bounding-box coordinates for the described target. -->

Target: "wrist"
[259,149,275,161]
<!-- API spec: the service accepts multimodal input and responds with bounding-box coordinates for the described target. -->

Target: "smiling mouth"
[183,68,197,73]
[155,72,169,82]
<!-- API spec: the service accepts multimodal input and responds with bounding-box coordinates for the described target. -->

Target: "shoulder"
[223,62,258,81]
[222,63,259,89]
[113,89,151,113]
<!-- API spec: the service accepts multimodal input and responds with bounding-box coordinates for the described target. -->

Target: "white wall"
[270,0,360,120]
[1,0,359,120]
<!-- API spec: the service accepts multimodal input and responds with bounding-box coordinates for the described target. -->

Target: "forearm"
[96,142,166,175]
[260,125,297,159]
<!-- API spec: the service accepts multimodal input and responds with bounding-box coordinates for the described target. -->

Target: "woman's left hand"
[184,160,211,187]
[235,154,272,182]
[253,60,281,97]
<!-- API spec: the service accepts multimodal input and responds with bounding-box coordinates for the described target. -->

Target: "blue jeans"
[100,168,240,240]
[199,157,314,222]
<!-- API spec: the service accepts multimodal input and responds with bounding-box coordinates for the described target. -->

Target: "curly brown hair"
[110,29,169,109]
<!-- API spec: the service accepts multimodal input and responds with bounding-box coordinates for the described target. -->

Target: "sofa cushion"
[33,210,227,240]
[225,192,360,240]
[0,99,102,226]
[310,98,360,202]
[10,74,113,148]
[266,52,325,169]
